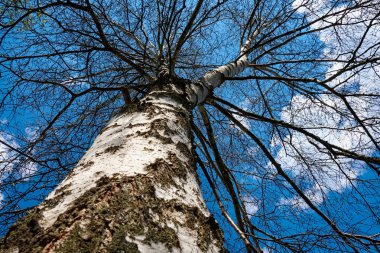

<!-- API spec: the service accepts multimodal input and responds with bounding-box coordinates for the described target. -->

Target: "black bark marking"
[104,145,122,154]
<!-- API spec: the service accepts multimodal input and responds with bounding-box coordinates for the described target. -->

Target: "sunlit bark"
[0,80,226,253]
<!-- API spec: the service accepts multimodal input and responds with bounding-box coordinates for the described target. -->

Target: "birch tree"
[0,0,379,252]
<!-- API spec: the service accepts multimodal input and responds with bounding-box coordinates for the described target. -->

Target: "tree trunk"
[0,80,225,253]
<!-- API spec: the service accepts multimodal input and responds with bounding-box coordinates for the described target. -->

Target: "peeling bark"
[0,80,226,253]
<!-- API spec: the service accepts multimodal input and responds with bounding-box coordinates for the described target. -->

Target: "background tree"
[0,0,379,252]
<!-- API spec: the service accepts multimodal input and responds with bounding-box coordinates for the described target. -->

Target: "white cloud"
[230,99,251,130]
[61,76,91,90]
[25,126,39,141]
[0,131,17,206]
[0,132,19,170]
[243,195,259,217]
[0,125,38,206]
[274,0,379,209]
[262,247,273,253]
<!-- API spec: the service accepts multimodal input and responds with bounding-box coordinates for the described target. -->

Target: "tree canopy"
[1,0,380,252]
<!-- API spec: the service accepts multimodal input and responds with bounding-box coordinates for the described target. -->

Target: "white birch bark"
[0,82,225,253]
[0,30,258,253]
[187,37,254,105]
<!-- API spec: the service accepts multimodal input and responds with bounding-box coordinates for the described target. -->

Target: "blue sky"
[1,0,380,252]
